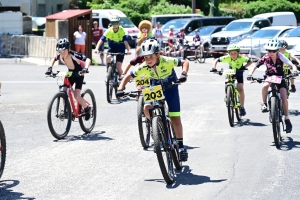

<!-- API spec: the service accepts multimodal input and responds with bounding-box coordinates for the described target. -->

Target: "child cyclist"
[45,38,92,119]
[279,40,300,93]
[211,44,253,116]
[247,39,299,133]
[116,38,189,161]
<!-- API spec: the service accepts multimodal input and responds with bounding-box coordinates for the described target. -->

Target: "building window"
[37,4,46,17]
[57,4,63,12]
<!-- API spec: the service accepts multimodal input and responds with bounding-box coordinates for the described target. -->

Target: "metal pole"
[192,0,196,14]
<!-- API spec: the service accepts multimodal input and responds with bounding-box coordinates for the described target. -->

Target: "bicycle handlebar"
[105,52,129,56]
[48,70,89,78]
[251,73,297,84]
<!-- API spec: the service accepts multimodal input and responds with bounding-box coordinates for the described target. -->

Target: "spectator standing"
[152,22,163,46]
[73,25,86,54]
[91,21,105,66]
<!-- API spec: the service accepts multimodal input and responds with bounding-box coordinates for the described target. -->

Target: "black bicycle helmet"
[280,40,288,48]
[56,38,70,51]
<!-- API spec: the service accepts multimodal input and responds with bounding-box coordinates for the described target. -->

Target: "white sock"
[285,115,289,120]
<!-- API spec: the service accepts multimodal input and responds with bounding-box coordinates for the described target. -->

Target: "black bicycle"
[145,81,182,184]
[252,74,295,148]
[106,52,127,103]
[0,120,6,179]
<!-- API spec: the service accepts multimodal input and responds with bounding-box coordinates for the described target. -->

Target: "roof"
[261,26,296,30]
[46,9,91,20]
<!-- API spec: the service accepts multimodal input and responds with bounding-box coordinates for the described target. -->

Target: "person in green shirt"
[279,40,300,93]
[211,44,253,116]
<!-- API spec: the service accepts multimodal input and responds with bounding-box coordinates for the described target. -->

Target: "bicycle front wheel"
[47,92,72,139]
[196,47,206,63]
[270,97,281,148]
[137,95,150,148]
[226,86,234,127]
[0,120,6,179]
[106,66,114,103]
[152,116,174,184]
[79,89,97,133]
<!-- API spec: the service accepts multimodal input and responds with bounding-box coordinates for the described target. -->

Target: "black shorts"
[107,49,125,63]
[225,75,243,84]
[68,75,84,90]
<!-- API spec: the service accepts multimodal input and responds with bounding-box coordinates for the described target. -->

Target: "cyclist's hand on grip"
[81,68,88,74]
[116,90,125,98]
[126,51,132,55]
[179,71,187,83]
[292,70,299,77]
[45,67,52,75]
[247,75,253,81]
[94,49,99,54]
[210,68,217,73]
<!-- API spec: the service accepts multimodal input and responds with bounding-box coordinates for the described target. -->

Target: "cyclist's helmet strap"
[265,39,280,50]
[227,44,240,52]
[140,38,161,56]
[280,40,288,48]
[56,38,70,51]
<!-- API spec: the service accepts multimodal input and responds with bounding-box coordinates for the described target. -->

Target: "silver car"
[237,26,295,59]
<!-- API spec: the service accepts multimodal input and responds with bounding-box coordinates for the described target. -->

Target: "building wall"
[0,0,69,17]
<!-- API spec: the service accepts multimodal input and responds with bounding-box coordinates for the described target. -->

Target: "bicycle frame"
[226,75,241,109]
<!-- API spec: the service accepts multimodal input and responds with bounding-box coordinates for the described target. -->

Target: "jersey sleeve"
[71,51,87,61]
[130,63,147,78]
[54,54,60,61]
[278,52,293,67]
[256,55,266,68]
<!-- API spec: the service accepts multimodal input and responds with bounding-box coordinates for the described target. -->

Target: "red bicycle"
[47,71,97,139]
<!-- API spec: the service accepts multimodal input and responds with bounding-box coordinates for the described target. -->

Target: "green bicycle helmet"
[227,44,240,52]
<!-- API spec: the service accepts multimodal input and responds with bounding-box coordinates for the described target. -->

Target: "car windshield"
[250,29,280,39]
[187,26,216,36]
[161,19,189,32]
[225,22,252,31]
[285,27,300,37]
[119,17,135,28]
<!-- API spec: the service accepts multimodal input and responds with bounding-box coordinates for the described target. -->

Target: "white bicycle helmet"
[169,25,175,29]
[110,15,120,22]
[264,39,280,50]
[140,38,160,56]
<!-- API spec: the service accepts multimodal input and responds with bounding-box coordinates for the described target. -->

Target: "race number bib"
[223,69,235,75]
[142,85,165,102]
[57,71,73,77]
[265,76,282,84]
[135,75,150,87]
[195,41,201,46]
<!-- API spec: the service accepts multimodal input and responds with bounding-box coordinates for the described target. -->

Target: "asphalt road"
[0,52,300,200]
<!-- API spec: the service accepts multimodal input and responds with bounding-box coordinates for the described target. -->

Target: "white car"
[278,26,300,50]
[237,26,295,59]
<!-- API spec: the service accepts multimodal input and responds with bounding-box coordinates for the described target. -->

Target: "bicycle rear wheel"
[0,120,6,179]
[106,66,114,103]
[152,116,174,184]
[226,86,234,127]
[137,95,151,148]
[196,47,206,63]
[79,89,97,133]
[168,119,182,170]
[270,97,281,148]
[47,92,72,139]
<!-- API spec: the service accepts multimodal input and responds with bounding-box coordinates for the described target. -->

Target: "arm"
[248,66,258,76]
[181,59,189,74]
[124,40,131,54]
[212,58,219,69]
[95,36,105,53]
[49,57,56,67]
[278,52,297,71]
[123,63,132,75]
[84,32,87,41]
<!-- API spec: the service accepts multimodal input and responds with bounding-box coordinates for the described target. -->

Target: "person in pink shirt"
[91,21,105,66]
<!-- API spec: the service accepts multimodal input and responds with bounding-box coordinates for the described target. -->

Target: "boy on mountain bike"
[94,15,132,77]
[279,40,300,93]
[116,38,189,161]
[45,38,92,119]
[211,44,253,116]
[247,39,299,133]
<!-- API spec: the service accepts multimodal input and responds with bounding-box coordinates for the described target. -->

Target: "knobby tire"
[168,119,182,170]
[79,89,97,133]
[226,86,234,127]
[106,66,113,103]
[0,120,6,179]
[137,95,150,148]
[271,97,281,148]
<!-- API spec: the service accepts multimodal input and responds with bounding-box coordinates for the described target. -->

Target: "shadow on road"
[277,137,300,151]
[289,109,300,116]
[144,166,226,187]
[237,119,267,127]
[53,131,113,142]
[0,180,35,199]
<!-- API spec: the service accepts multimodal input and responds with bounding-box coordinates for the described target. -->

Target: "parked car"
[161,17,235,40]
[185,25,225,52]
[210,18,271,57]
[252,12,297,26]
[237,26,295,58]
[278,26,300,50]
[150,14,204,28]
[289,44,300,63]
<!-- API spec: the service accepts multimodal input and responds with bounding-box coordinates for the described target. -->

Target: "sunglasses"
[111,21,119,25]
[267,50,277,53]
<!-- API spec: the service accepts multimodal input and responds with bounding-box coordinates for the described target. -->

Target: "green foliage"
[219,0,300,22]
